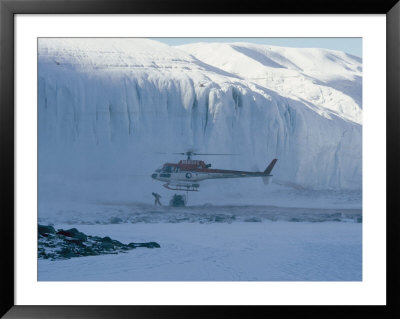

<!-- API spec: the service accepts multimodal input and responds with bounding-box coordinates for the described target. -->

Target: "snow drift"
[38,38,362,194]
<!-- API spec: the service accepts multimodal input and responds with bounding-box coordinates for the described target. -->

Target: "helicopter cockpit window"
[155,167,162,173]
[163,166,173,173]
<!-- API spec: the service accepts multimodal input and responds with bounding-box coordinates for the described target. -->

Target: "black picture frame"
[1,0,399,318]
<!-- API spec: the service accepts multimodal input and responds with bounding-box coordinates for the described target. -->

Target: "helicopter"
[151,151,278,191]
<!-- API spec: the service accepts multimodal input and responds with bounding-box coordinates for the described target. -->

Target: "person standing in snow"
[152,192,162,206]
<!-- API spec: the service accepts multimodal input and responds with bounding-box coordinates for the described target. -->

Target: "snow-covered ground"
[38,184,361,226]
[38,188,361,281]
[38,221,361,281]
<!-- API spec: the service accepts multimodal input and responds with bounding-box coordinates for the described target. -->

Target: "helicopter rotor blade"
[157,151,240,157]
[193,153,239,156]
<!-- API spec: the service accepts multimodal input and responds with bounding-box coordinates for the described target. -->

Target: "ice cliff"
[38,38,362,191]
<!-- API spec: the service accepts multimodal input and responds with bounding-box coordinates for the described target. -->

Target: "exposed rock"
[38,224,56,236]
[38,224,160,260]
[129,242,160,248]
[56,228,87,242]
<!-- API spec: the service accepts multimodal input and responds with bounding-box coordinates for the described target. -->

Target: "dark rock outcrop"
[56,228,87,242]
[38,224,56,236]
[38,224,160,260]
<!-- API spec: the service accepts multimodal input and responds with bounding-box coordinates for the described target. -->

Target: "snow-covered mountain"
[38,38,362,193]
[178,42,362,123]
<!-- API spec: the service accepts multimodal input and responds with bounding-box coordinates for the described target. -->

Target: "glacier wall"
[38,39,362,193]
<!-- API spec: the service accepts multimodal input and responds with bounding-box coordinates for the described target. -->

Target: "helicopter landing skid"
[163,183,199,192]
